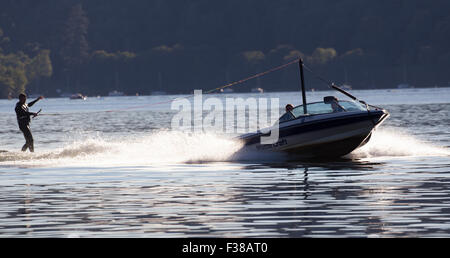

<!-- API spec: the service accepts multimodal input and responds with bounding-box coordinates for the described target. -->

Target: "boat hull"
[240,110,388,158]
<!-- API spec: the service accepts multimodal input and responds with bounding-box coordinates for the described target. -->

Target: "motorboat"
[69,93,87,100]
[340,84,352,91]
[239,97,389,158]
[251,87,264,93]
[108,90,125,96]
[238,59,389,158]
[220,88,234,93]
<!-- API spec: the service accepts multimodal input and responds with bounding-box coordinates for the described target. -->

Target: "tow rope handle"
[33,109,42,118]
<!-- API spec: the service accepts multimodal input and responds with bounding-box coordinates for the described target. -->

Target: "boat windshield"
[280,100,367,122]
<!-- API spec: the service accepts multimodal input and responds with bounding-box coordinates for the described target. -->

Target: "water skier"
[15,94,44,152]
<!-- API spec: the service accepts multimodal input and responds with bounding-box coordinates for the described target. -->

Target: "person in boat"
[15,94,43,152]
[324,96,345,113]
[279,104,295,123]
[285,104,294,113]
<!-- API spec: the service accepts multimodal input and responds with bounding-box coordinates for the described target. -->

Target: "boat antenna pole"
[299,59,308,114]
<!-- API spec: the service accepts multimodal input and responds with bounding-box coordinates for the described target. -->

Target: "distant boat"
[108,90,125,96]
[220,88,234,93]
[70,93,87,100]
[251,87,264,93]
[340,84,353,91]
[151,91,167,96]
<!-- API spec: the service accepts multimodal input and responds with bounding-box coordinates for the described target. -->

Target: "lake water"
[0,88,449,238]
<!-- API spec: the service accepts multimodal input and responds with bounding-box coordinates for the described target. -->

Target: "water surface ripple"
[0,88,449,237]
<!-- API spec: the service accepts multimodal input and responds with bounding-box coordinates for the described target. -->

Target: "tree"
[2,0,450,95]
[0,27,10,53]
[242,51,265,65]
[60,3,89,90]
[26,49,53,81]
[88,50,136,94]
[308,48,337,66]
[0,52,28,98]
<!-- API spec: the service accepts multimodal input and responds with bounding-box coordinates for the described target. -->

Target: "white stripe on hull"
[249,120,374,153]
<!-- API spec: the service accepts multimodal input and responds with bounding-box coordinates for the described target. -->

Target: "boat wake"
[0,131,245,167]
[351,127,450,158]
[0,127,448,167]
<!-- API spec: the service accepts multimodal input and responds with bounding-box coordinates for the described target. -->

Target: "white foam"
[0,130,245,167]
[351,127,450,158]
[2,127,448,167]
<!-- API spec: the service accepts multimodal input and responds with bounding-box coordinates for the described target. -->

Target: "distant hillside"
[1,0,449,97]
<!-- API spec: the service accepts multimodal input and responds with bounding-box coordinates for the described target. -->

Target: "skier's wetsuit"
[15,99,39,152]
